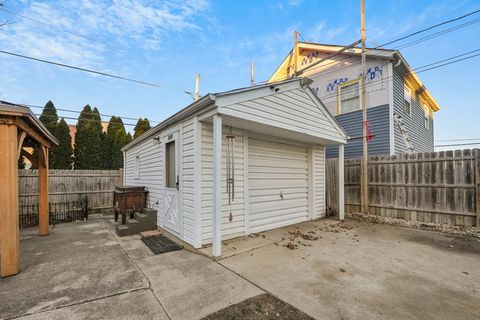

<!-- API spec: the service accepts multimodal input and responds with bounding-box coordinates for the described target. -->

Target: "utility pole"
[250,61,255,86]
[293,31,299,78]
[194,73,200,101]
[360,0,369,213]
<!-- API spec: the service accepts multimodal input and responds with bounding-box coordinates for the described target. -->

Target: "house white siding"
[248,138,309,233]
[124,135,164,227]
[304,56,391,116]
[201,124,246,244]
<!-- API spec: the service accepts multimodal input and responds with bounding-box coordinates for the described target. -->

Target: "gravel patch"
[347,212,480,238]
[201,294,314,320]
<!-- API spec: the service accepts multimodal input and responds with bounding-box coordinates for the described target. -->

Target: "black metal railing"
[19,196,88,229]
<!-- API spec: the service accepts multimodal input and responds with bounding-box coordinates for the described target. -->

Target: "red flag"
[365,121,373,141]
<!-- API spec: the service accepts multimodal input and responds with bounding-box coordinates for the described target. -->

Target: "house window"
[165,141,177,189]
[404,85,412,116]
[338,81,360,114]
[134,155,140,179]
[423,105,430,129]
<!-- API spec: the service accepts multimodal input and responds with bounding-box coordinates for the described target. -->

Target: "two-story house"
[269,42,440,158]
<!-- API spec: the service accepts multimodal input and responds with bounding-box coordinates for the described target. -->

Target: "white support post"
[212,114,222,257]
[193,116,202,248]
[338,144,345,221]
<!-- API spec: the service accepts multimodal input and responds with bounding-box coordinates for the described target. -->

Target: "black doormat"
[141,235,183,255]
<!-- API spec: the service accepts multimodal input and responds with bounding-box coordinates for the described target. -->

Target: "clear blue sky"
[0,0,479,144]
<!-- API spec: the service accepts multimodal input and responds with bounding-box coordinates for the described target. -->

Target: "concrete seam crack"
[103,220,173,320]
[4,287,149,320]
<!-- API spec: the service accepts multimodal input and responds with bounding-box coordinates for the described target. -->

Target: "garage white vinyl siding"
[124,136,164,227]
[311,145,326,219]
[124,118,197,246]
[201,124,246,244]
[248,138,309,233]
[181,118,195,244]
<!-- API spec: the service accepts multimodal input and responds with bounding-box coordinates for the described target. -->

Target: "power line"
[34,113,138,127]
[26,103,160,124]
[315,48,480,101]
[298,16,480,80]
[413,48,480,71]
[23,46,476,126]
[0,7,127,51]
[394,17,480,51]
[380,8,480,47]
[436,138,480,142]
[0,49,186,91]
[270,8,480,83]
[435,142,480,147]
[415,52,480,73]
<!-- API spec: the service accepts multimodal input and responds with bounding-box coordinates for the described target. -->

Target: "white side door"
[163,131,182,234]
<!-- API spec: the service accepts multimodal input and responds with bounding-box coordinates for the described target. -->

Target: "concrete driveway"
[1,216,479,320]
[219,220,480,320]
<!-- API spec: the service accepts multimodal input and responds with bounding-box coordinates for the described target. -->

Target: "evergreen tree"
[39,100,58,134]
[50,118,73,169]
[74,105,92,169]
[36,101,59,168]
[133,118,151,138]
[105,116,128,169]
[74,105,104,169]
[126,132,133,144]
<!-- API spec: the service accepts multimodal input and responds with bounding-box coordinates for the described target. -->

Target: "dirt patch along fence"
[326,149,480,227]
[18,169,123,211]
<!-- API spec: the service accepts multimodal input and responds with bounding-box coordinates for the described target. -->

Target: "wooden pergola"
[0,101,58,277]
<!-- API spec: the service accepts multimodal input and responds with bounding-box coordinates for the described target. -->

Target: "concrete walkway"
[1,217,479,320]
[0,217,262,320]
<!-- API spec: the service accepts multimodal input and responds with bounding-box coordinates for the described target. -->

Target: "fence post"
[475,149,480,227]
[118,168,124,187]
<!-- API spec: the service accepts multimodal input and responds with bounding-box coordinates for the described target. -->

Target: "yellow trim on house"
[404,71,439,112]
[336,78,361,115]
[269,42,440,113]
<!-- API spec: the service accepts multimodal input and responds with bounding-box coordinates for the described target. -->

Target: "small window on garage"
[423,105,430,129]
[165,141,177,189]
[134,154,140,179]
[338,80,360,114]
[404,84,412,116]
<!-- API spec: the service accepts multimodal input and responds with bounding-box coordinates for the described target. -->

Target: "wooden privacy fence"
[326,149,480,227]
[18,169,123,211]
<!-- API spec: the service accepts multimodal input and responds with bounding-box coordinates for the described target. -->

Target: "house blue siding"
[326,104,390,158]
[393,65,434,154]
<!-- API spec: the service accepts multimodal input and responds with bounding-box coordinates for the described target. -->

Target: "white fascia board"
[122,95,215,151]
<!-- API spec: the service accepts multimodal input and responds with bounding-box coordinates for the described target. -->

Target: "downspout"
[388,61,395,155]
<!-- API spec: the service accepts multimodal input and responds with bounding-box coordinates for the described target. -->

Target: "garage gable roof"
[216,78,347,144]
[123,78,346,151]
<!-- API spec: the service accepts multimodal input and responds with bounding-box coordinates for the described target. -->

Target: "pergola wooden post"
[0,119,20,277]
[38,145,49,236]
[0,102,57,277]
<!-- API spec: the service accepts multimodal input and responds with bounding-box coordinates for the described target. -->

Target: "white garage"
[248,138,309,234]
[123,78,347,257]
